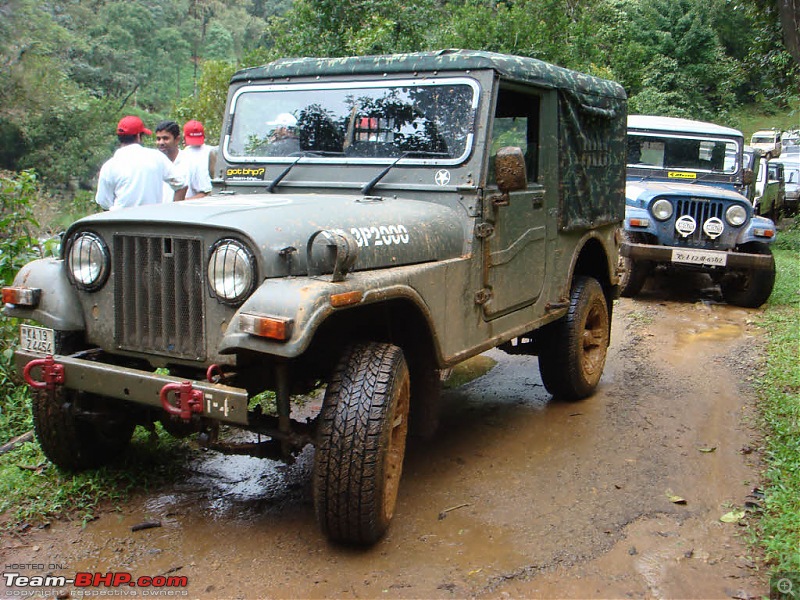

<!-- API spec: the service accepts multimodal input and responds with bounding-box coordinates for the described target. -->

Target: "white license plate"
[20,325,55,354]
[671,248,727,267]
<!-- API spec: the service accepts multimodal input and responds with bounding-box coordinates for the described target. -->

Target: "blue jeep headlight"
[651,198,673,221]
[725,205,747,226]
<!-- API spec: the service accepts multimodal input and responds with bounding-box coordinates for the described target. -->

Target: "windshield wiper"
[267,152,324,193]
[360,151,448,196]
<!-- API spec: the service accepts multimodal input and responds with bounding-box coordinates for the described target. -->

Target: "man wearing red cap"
[95,116,186,210]
[181,119,214,199]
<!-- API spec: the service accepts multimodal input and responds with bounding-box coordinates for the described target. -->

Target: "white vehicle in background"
[775,158,800,215]
[751,129,782,160]
[753,159,786,220]
[781,130,799,148]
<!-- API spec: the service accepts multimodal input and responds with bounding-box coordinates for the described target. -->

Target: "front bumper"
[16,349,250,426]
[621,242,774,270]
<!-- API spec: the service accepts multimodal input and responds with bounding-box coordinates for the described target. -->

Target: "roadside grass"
[0,426,196,534]
[730,102,799,140]
[0,171,195,535]
[754,218,800,573]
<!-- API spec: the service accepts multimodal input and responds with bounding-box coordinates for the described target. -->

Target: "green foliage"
[0,170,42,286]
[0,170,47,442]
[620,0,738,119]
[0,0,797,189]
[174,60,238,145]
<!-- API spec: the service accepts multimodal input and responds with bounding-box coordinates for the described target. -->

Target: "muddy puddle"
[2,274,769,599]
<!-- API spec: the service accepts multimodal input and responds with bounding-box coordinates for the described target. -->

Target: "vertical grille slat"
[114,235,206,360]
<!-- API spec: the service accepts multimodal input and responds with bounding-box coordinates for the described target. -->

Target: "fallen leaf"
[720,510,746,523]
[698,447,717,453]
[665,490,687,504]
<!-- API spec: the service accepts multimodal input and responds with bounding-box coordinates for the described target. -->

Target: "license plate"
[671,248,727,267]
[20,325,55,354]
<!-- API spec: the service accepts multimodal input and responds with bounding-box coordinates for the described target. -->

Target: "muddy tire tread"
[313,342,409,545]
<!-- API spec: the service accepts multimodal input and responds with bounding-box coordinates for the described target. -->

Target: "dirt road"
[2,272,768,599]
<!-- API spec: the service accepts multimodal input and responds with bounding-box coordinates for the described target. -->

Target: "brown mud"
[1,271,768,599]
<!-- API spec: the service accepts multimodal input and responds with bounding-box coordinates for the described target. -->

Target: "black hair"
[117,134,138,144]
[155,120,180,138]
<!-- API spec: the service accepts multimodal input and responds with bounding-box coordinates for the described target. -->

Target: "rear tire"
[538,276,610,400]
[313,342,410,545]
[32,387,135,470]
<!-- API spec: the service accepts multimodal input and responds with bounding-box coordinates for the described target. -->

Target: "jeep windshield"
[223,78,478,164]
[627,132,740,175]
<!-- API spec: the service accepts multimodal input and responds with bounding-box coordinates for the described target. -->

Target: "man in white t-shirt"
[155,120,188,203]
[181,120,214,199]
[95,116,185,211]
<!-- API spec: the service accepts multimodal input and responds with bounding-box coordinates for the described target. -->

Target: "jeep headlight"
[207,239,256,305]
[67,232,109,291]
[725,205,747,226]
[651,198,674,221]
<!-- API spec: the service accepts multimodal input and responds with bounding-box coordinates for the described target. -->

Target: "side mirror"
[742,168,755,185]
[495,146,528,196]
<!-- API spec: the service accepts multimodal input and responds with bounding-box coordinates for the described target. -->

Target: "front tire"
[32,387,135,470]
[720,245,775,308]
[313,342,411,545]
[538,276,610,400]
[619,232,650,297]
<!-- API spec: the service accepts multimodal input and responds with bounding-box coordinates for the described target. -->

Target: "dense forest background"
[0,0,797,190]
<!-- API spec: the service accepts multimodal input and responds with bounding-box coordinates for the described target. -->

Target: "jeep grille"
[113,235,206,360]
[674,198,726,246]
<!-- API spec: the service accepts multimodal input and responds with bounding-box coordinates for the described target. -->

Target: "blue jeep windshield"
[224,78,478,164]
[627,133,740,174]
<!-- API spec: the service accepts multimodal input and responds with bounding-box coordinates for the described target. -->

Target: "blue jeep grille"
[673,198,726,246]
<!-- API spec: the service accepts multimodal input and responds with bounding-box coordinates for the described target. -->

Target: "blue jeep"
[620,115,777,308]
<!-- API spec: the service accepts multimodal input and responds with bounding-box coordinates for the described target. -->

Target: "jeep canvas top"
[4,49,626,544]
[620,115,776,307]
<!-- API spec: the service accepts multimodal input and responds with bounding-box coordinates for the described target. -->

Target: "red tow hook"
[160,381,204,421]
[206,364,224,383]
[23,355,65,391]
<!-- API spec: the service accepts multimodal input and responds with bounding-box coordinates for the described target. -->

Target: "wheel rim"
[581,298,609,380]
[382,368,410,520]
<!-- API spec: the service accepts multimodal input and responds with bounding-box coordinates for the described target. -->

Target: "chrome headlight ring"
[207,238,256,305]
[66,231,110,292]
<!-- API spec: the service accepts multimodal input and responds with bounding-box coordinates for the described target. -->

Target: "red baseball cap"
[184,120,205,145]
[116,115,152,136]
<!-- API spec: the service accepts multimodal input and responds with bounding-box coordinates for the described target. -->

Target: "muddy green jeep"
[3,50,626,544]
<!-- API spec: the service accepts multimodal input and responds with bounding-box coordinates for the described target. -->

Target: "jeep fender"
[623,205,659,237]
[738,215,777,246]
[2,258,85,330]
[218,269,436,359]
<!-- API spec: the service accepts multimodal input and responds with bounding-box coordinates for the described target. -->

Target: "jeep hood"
[626,181,749,206]
[72,194,467,276]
